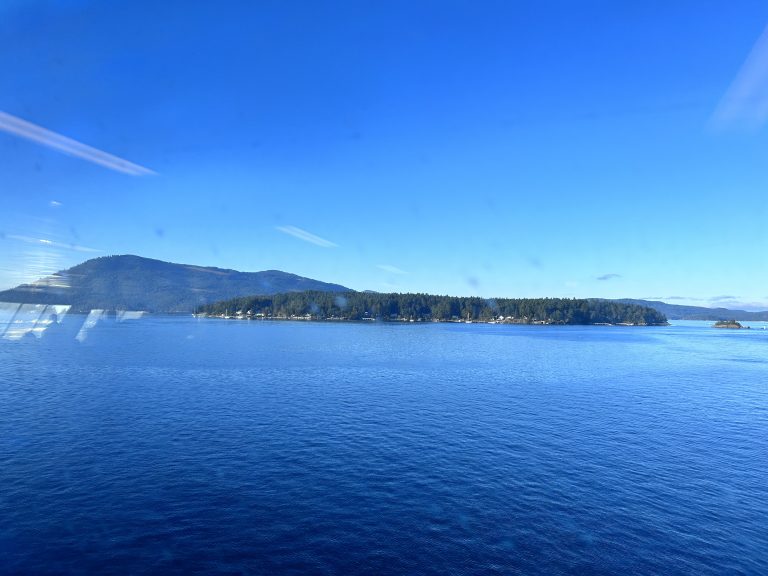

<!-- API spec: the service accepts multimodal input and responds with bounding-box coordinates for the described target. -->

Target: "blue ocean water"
[1,317,766,575]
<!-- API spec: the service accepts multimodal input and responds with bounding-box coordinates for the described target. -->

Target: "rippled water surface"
[1,317,767,574]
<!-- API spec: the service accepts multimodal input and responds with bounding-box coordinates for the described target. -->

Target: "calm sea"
[1,316,766,575]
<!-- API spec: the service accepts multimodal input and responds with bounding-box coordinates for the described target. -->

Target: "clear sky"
[2,1,767,309]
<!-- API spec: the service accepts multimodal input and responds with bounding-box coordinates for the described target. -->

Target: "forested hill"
[0,255,350,313]
[199,292,668,325]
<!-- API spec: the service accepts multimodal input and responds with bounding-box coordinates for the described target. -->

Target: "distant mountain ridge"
[611,299,768,321]
[0,255,350,312]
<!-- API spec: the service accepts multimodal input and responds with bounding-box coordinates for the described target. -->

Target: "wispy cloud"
[275,225,338,248]
[596,273,621,281]
[6,234,101,253]
[376,264,407,275]
[49,200,63,207]
[712,23,768,129]
[0,111,155,175]
[709,295,739,302]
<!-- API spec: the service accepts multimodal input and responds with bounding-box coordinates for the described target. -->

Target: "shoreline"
[194,313,669,327]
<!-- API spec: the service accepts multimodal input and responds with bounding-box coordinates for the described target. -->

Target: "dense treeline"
[198,291,668,325]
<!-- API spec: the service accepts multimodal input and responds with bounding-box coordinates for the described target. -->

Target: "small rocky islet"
[713,320,749,329]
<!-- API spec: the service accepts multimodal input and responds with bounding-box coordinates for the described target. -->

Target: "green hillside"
[0,255,349,313]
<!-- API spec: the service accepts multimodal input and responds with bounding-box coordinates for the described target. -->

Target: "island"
[713,320,749,329]
[196,291,669,326]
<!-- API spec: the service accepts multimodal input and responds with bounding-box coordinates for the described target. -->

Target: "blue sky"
[1,1,767,309]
